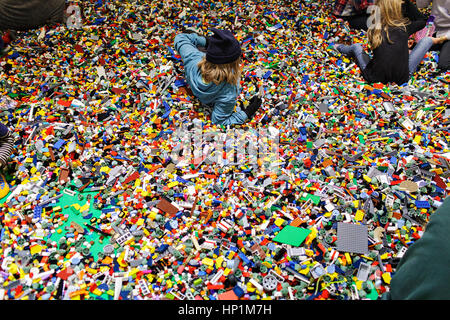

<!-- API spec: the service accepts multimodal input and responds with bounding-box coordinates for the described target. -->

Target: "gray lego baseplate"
[336,222,368,255]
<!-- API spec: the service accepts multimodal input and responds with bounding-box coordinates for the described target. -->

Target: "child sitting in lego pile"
[332,0,435,85]
[0,122,14,199]
[174,28,262,126]
[417,0,450,71]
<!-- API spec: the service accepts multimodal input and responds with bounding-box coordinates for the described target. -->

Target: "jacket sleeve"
[407,19,427,35]
[403,0,427,22]
[389,196,450,299]
[174,33,208,67]
[210,100,248,126]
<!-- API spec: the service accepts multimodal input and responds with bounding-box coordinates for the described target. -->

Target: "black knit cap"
[206,28,241,64]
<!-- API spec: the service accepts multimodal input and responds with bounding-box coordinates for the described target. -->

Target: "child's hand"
[408,38,415,49]
[432,36,448,45]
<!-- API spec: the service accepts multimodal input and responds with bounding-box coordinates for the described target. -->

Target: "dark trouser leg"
[46,0,66,25]
[361,51,371,69]
[437,40,450,71]
[0,0,65,31]
[342,14,370,31]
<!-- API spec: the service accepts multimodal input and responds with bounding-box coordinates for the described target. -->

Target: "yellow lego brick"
[100,166,111,174]
[355,280,363,290]
[274,218,285,227]
[299,268,309,275]
[202,257,214,267]
[13,227,21,236]
[129,268,139,277]
[134,179,142,188]
[167,181,179,188]
[92,289,103,296]
[345,252,352,264]
[382,272,391,284]
[227,251,235,259]
[305,228,317,245]
[30,244,42,255]
[8,263,18,274]
[87,268,97,275]
[79,202,90,212]
[328,272,339,281]
[380,253,390,260]
[355,210,365,221]
[99,266,109,273]
[246,283,256,293]
[215,256,224,269]
[413,135,422,144]
[148,210,157,220]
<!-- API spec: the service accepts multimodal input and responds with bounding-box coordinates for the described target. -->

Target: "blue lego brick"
[233,285,245,298]
[33,206,43,220]
[415,200,430,208]
[53,139,67,150]
[156,244,169,253]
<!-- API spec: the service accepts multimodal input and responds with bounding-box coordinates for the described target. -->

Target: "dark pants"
[431,40,450,71]
[0,0,65,31]
[341,13,370,31]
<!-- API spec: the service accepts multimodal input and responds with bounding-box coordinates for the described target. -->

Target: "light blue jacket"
[174,33,248,126]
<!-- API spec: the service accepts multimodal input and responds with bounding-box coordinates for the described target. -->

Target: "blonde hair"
[368,0,410,49]
[198,56,241,86]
